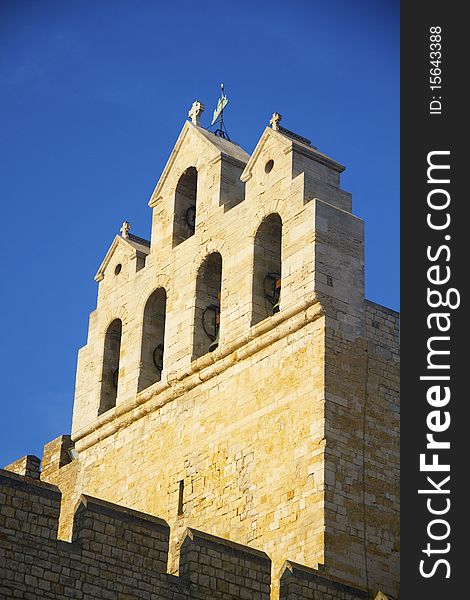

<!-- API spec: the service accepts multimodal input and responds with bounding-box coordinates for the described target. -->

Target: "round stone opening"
[265,159,274,173]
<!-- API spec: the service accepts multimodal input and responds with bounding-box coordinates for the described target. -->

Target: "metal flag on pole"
[211,83,230,140]
[211,84,228,125]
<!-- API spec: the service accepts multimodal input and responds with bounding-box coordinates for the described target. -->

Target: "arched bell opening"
[192,252,222,360]
[138,288,167,392]
[99,319,122,415]
[251,213,283,326]
[173,167,198,246]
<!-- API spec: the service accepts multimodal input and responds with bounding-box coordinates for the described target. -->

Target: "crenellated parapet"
[280,561,370,600]
[179,528,271,599]
[4,454,41,480]
[71,494,170,574]
[0,469,389,599]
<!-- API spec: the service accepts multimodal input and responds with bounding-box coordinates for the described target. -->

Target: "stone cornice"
[283,142,345,173]
[72,294,324,453]
[208,152,249,170]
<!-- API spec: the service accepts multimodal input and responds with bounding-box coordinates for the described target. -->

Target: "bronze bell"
[209,329,219,352]
[272,276,281,314]
[209,308,220,351]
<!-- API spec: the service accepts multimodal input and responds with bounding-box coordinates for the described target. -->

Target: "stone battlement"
[0,469,388,600]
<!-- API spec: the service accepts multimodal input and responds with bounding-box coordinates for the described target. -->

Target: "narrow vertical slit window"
[177,480,184,515]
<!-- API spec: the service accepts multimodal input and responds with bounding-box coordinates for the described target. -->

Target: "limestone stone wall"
[0,469,389,600]
[40,305,399,599]
[43,306,327,586]
[4,120,399,599]
[322,307,399,595]
[4,454,41,480]
[280,561,369,600]
[179,529,271,600]
[0,469,271,599]
[71,122,351,434]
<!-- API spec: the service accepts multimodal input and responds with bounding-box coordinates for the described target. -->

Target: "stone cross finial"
[188,100,205,126]
[270,112,282,131]
[120,221,131,239]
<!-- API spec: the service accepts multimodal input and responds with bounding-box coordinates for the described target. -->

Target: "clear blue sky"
[0,0,399,466]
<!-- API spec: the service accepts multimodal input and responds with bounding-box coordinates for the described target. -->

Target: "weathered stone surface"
[4,454,41,480]
[0,469,386,599]
[4,116,399,599]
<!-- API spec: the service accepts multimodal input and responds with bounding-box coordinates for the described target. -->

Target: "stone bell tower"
[35,105,399,598]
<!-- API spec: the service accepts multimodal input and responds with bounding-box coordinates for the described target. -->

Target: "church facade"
[1,106,400,599]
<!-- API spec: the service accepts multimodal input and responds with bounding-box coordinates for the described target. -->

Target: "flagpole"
[219,83,224,137]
